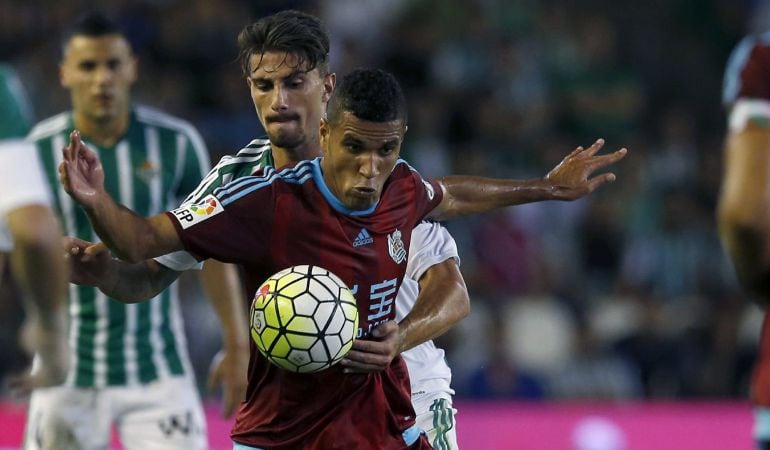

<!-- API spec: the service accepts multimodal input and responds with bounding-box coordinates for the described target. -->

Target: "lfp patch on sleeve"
[171,194,224,229]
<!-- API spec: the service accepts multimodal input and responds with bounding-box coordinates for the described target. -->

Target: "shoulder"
[27,112,71,141]
[213,159,315,206]
[134,105,203,138]
[218,138,272,165]
[724,32,770,105]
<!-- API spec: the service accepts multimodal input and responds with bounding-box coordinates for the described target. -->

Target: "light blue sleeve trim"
[233,442,264,450]
[755,407,770,440]
[232,426,423,449]
[403,423,426,446]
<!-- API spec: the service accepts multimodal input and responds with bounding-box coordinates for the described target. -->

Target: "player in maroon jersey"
[60,68,625,449]
[720,32,770,449]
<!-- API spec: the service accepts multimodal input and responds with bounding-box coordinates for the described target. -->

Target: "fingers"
[84,242,109,257]
[578,138,606,157]
[586,172,617,192]
[340,349,390,373]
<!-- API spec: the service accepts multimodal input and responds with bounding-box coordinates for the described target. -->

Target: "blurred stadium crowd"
[0,0,764,401]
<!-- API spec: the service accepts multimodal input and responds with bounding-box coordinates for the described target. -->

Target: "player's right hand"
[59,130,106,208]
[65,236,113,286]
[8,316,69,396]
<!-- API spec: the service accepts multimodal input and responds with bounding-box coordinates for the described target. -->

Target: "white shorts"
[412,394,458,450]
[23,376,208,450]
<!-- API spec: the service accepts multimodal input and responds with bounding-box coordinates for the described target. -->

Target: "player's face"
[60,34,137,124]
[247,51,333,150]
[320,111,405,210]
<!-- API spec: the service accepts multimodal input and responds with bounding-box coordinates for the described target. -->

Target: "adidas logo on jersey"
[353,228,374,247]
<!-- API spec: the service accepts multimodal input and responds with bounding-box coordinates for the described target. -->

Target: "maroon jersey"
[723,32,770,105]
[167,157,441,449]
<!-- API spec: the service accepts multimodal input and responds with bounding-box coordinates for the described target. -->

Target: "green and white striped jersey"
[0,64,33,139]
[155,137,272,271]
[28,105,211,388]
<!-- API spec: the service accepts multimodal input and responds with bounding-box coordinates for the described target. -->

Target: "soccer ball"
[249,265,359,373]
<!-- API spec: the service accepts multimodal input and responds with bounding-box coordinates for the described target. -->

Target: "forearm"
[84,196,179,263]
[397,259,470,352]
[199,260,249,352]
[718,126,770,302]
[98,259,182,303]
[433,175,557,220]
[8,207,67,327]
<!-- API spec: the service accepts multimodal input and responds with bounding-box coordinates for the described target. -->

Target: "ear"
[127,56,139,84]
[320,118,330,156]
[322,72,336,104]
[59,63,68,88]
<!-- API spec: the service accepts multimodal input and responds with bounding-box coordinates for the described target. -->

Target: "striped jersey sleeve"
[154,138,273,271]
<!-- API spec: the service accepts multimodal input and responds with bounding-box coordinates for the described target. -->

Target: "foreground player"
[0,64,68,395]
[67,10,467,448]
[62,68,625,448]
[23,13,248,450]
[720,31,770,450]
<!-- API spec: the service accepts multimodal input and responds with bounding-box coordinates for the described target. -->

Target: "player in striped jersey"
[22,13,248,450]
[720,31,770,450]
[0,64,68,396]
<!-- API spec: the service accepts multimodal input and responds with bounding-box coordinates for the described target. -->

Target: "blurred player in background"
[0,63,68,396]
[22,12,248,450]
[720,31,770,450]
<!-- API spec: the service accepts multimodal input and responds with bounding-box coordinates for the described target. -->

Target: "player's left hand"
[207,347,249,418]
[544,138,628,200]
[341,321,403,374]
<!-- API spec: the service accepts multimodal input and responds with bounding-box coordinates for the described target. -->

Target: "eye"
[379,146,396,156]
[345,142,362,153]
[253,81,271,92]
[107,59,122,70]
[288,77,304,88]
[79,61,97,72]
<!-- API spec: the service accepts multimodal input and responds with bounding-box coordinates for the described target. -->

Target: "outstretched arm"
[718,123,770,305]
[59,131,182,262]
[67,238,183,302]
[430,139,627,220]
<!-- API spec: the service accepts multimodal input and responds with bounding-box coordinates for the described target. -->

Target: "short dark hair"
[62,12,128,53]
[326,68,408,126]
[237,10,330,77]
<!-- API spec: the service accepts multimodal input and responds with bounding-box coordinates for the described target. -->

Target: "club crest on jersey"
[421,179,435,200]
[388,229,407,264]
[171,194,224,229]
[136,160,160,184]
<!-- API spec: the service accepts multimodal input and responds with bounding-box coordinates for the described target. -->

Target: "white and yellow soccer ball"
[250,265,359,373]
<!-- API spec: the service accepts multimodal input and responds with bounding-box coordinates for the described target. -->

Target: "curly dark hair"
[327,68,408,125]
[237,10,330,77]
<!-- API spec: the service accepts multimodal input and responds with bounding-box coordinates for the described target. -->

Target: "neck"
[272,141,322,169]
[73,110,130,148]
